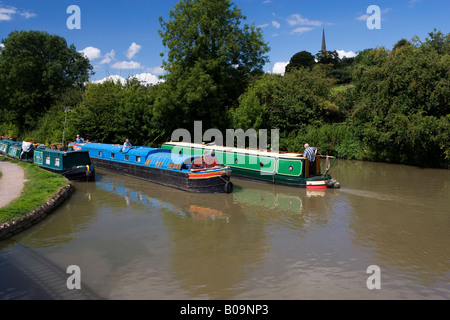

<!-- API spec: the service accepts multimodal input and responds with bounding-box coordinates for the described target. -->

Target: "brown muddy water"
[0,159,449,300]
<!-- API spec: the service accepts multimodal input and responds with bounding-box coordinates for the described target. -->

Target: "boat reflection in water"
[0,168,335,300]
[96,172,232,222]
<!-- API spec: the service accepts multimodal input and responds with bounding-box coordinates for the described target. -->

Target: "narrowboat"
[0,139,21,158]
[80,143,233,193]
[33,147,95,181]
[161,142,340,190]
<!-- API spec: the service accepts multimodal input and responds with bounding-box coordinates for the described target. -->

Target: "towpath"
[0,161,27,209]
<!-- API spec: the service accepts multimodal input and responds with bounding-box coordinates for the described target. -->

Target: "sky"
[1,0,449,84]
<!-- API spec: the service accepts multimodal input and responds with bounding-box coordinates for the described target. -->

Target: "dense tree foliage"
[231,67,338,132]
[157,0,270,133]
[0,2,447,169]
[285,51,315,73]
[0,30,93,133]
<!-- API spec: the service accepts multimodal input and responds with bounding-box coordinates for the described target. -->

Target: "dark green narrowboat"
[33,148,95,181]
[0,139,21,158]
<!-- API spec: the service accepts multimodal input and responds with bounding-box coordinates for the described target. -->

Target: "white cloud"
[0,7,16,21]
[286,14,322,27]
[262,0,272,3]
[0,43,4,48]
[126,42,142,59]
[356,8,392,22]
[272,20,280,29]
[0,6,36,21]
[92,75,127,85]
[291,27,314,35]
[131,73,161,86]
[356,14,370,21]
[271,62,289,75]
[258,23,269,28]
[146,66,165,75]
[100,49,116,64]
[79,47,102,60]
[92,73,163,86]
[336,50,357,59]
[111,61,142,69]
[20,11,36,19]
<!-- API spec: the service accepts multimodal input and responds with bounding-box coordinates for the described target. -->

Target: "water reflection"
[0,161,448,300]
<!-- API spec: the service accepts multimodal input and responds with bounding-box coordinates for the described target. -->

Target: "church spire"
[321,28,327,53]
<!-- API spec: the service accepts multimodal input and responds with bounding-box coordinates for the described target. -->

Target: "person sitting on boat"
[76,135,85,143]
[121,139,132,152]
[304,143,318,175]
[203,150,219,168]
[20,138,34,160]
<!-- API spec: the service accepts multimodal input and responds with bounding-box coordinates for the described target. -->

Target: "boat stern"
[187,166,233,193]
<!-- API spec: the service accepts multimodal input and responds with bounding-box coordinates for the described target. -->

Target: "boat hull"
[38,165,95,182]
[90,157,232,193]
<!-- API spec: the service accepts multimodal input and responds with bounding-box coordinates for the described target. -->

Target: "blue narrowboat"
[80,143,233,193]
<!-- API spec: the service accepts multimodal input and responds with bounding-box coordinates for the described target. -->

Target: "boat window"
[136,156,141,163]
[145,159,151,165]
[98,151,102,157]
[289,165,294,171]
[174,163,183,170]
[260,161,264,167]
[156,161,162,167]
[235,158,239,164]
[125,155,129,161]
[45,155,51,165]
[111,153,115,159]
[55,157,60,167]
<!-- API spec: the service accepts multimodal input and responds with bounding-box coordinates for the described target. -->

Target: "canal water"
[0,159,449,300]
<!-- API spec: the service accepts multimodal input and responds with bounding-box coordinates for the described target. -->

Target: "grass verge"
[0,156,69,224]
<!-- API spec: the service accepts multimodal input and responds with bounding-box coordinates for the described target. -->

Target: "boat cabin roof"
[163,141,306,159]
[82,143,204,170]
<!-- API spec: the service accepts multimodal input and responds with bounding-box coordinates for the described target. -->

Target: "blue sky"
[1,0,448,83]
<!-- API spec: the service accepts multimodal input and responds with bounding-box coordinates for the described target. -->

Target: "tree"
[351,30,450,167]
[316,50,340,67]
[157,0,270,133]
[0,30,93,133]
[285,50,315,73]
[231,67,337,133]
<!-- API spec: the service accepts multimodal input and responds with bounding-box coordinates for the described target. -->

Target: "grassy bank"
[0,156,69,224]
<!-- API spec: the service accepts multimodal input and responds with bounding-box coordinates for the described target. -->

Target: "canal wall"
[0,184,74,241]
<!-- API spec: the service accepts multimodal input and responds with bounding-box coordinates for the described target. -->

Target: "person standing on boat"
[304,143,318,175]
[121,139,132,152]
[76,135,85,143]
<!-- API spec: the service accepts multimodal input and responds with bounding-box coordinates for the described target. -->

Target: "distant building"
[321,29,327,53]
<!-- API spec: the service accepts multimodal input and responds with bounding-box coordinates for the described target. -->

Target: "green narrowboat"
[0,139,21,158]
[33,148,95,181]
[161,142,340,189]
